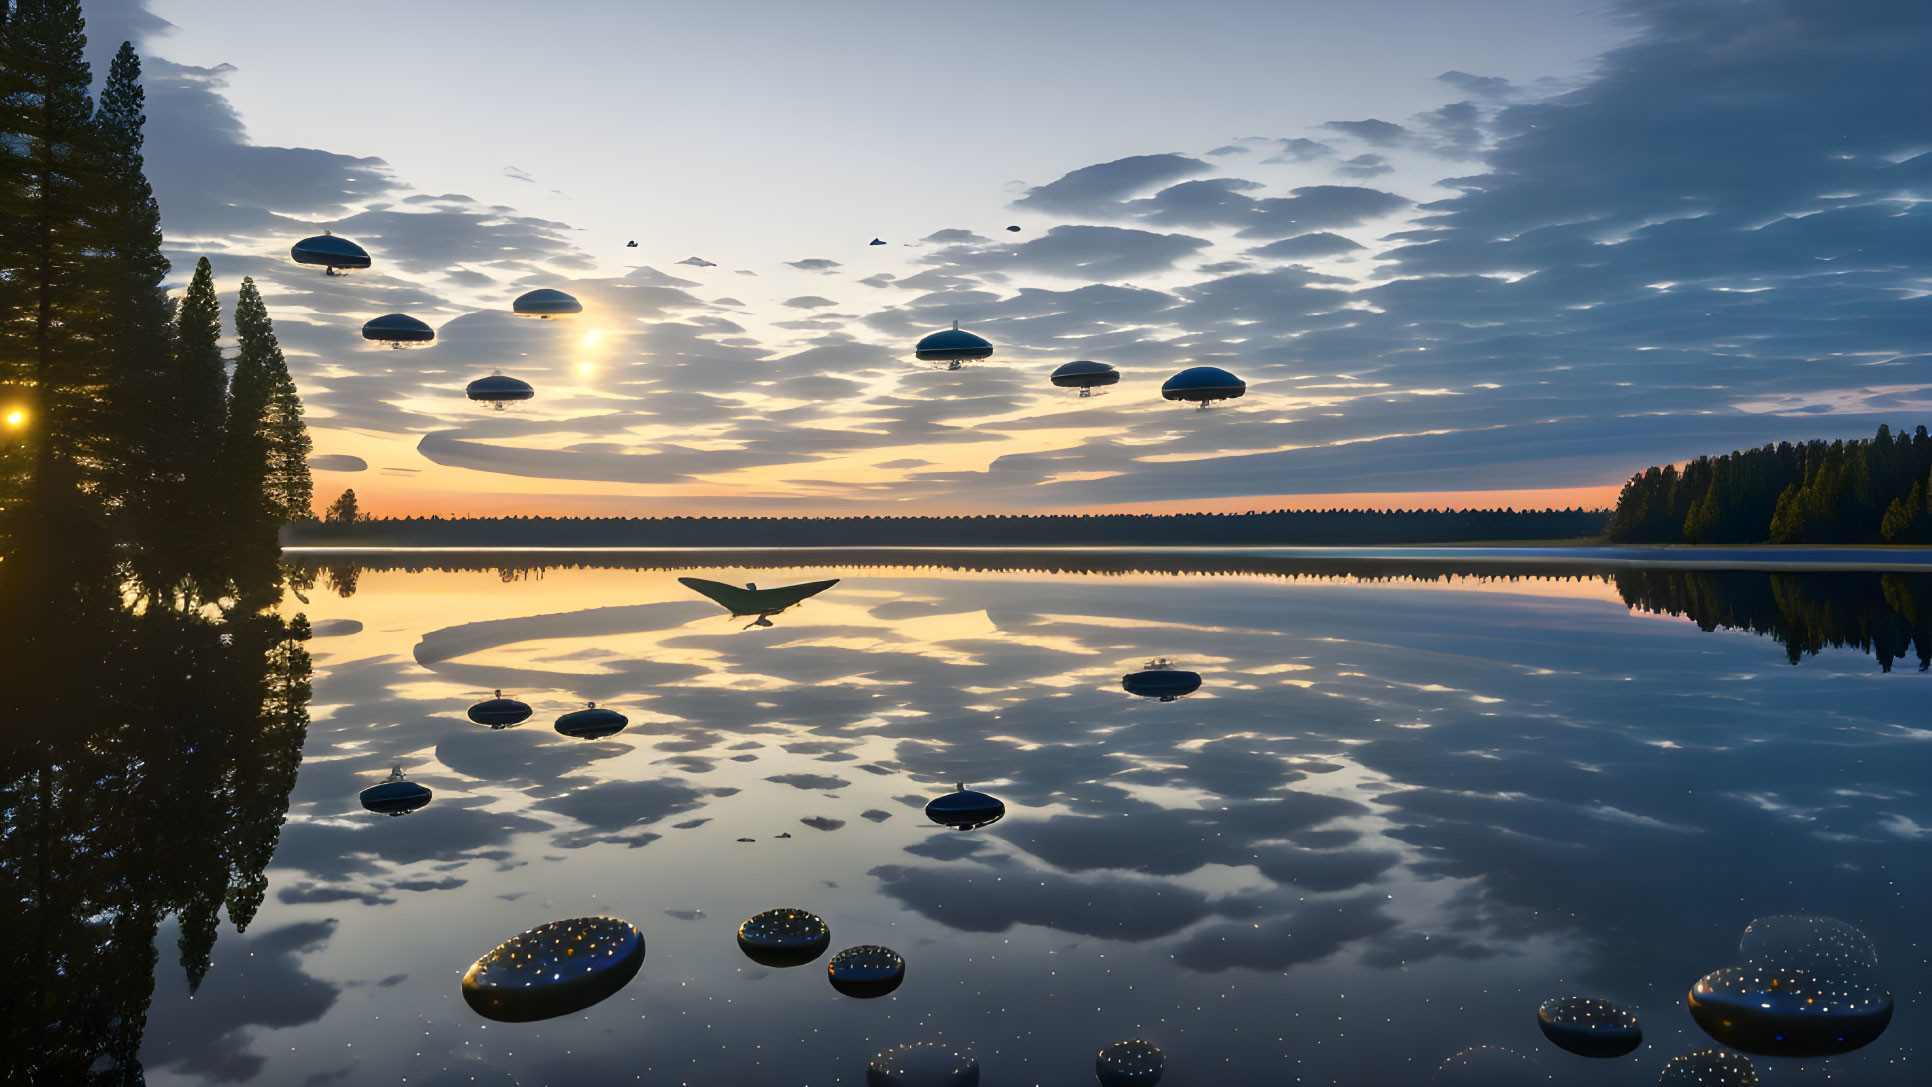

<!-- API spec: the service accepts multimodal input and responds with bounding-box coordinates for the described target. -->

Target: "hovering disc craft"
[1050,360,1119,397]
[512,288,583,318]
[914,321,994,371]
[1161,366,1245,408]
[466,372,536,410]
[290,232,371,275]
[361,312,434,348]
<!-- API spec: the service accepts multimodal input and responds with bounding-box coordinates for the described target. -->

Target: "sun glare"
[4,410,23,427]
[580,328,603,349]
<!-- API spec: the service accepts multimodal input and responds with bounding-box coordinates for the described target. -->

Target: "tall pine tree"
[93,40,177,579]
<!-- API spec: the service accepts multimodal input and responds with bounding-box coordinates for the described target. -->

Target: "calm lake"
[103,554,1932,1083]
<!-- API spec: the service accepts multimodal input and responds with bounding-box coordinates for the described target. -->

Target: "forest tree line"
[290,501,1614,547]
[1606,425,1932,545]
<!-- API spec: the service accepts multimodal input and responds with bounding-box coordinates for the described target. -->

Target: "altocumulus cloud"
[108,0,1932,510]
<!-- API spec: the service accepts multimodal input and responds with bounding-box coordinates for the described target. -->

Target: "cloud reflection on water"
[142,559,1931,1085]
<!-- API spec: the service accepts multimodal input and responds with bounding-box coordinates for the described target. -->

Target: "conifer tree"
[246,282,313,523]
[175,256,226,449]
[224,278,275,529]
[92,40,176,560]
[323,487,362,523]
[0,0,102,489]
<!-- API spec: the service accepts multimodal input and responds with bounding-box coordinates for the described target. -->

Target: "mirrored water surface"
[15,553,1931,1084]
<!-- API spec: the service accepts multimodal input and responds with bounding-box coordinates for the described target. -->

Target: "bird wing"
[678,577,839,616]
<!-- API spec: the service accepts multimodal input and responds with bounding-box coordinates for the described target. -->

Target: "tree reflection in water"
[294,551,1932,672]
[0,527,312,1084]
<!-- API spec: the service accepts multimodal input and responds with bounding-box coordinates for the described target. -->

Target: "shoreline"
[279,543,1932,573]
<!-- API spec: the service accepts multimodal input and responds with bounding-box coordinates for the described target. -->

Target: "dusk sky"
[83,0,1932,515]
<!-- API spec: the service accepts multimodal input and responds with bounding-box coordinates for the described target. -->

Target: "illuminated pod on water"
[828,945,905,998]
[1738,914,1878,969]
[1687,961,1892,1057]
[736,909,830,968]
[866,1042,980,1086]
[1095,1039,1164,1086]
[1430,1045,1546,1084]
[1536,995,1642,1058]
[460,916,645,1022]
[1658,1049,1756,1085]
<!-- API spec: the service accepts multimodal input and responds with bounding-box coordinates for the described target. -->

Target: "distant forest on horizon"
[287,504,1613,547]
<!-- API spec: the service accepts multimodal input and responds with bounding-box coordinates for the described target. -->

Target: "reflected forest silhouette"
[296,552,1932,672]
[2,4,315,1081]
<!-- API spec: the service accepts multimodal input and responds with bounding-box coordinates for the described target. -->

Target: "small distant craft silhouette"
[626,240,638,247]
[1005,225,1022,232]
[679,577,839,628]
[676,256,717,267]
[869,238,886,245]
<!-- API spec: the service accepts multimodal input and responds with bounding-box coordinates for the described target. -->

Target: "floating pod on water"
[737,908,830,968]
[291,232,370,274]
[1659,1049,1756,1085]
[924,784,1005,831]
[361,312,434,347]
[1095,1039,1164,1085]
[512,287,583,318]
[359,768,431,816]
[555,701,628,739]
[1688,961,1892,1057]
[1536,995,1641,1058]
[914,321,994,371]
[467,690,532,728]
[866,1042,980,1086]
[1430,1045,1544,1084]
[828,944,904,998]
[1121,658,1201,702]
[1739,914,1878,969]
[460,916,644,1022]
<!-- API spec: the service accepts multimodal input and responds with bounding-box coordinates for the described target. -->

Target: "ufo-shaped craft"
[1161,366,1245,408]
[914,322,994,371]
[291,232,370,275]
[1050,359,1119,397]
[512,288,583,318]
[361,312,434,348]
